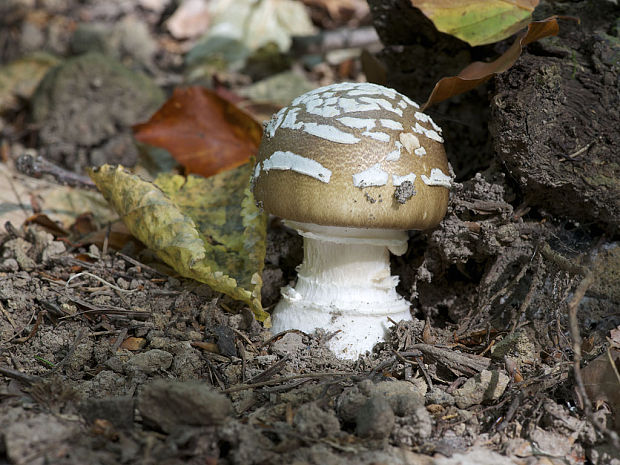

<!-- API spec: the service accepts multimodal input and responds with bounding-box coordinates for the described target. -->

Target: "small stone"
[137,379,231,433]
[426,388,455,406]
[116,277,130,290]
[528,427,573,458]
[293,402,341,439]
[0,258,19,271]
[392,406,433,446]
[453,370,510,408]
[228,314,245,330]
[125,349,173,375]
[491,330,537,367]
[3,238,36,271]
[88,244,101,258]
[368,380,425,416]
[356,395,395,439]
[271,332,305,356]
[336,385,368,423]
[41,240,66,262]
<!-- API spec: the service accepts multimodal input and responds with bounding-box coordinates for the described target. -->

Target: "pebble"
[367,380,425,416]
[356,395,395,439]
[271,332,305,356]
[137,379,231,433]
[125,349,173,375]
[453,370,509,408]
[293,402,341,439]
[425,388,455,406]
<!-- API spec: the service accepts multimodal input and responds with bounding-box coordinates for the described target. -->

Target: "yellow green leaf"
[411,0,539,46]
[89,164,269,323]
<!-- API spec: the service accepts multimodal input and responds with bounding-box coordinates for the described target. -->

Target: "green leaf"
[89,164,269,323]
[411,0,539,46]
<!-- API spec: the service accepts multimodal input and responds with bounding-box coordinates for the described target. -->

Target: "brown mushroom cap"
[252,82,450,230]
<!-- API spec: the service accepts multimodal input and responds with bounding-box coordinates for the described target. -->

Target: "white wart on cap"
[252,82,450,230]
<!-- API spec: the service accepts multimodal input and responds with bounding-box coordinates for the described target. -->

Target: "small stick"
[66,272,136,294]
[401,344,490,376]
[496,393,521,432]
[16,153,96,189]
[0,366,42,385]
[111,328,128,353]
[246,355,291,384]
[49,328,87,374]
[222,372,352,394]
[259,329,308,348]
[0,301,17,328]
[230,327,258,354]
[394,350,433,390]
[116,252,168,277]
[13,311,46,344]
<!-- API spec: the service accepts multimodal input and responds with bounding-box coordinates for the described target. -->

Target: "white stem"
[271,222,412,359]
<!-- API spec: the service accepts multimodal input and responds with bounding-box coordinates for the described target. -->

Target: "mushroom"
[252,82,450,359]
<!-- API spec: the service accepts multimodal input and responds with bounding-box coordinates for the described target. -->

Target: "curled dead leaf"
[422,16,576,111]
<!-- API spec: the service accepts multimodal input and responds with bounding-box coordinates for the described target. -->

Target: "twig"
[400,344,490,376]
[259,329,308,348]
[49,328,87,374]
[222,372,352,394]
[0,301,16,328]
[66,272,136,294]
[3,307,37,344]
[230,327,258,354]
[568,271,594,412]
[0,366,42,385]
[368,356,398,378]
[510,253,543,333]
[496,393,521,432]
[116,252,168,278]
[111,328,128,353]
[60,297,149,320]
[393,350,433,390]
[13,311,46,344]
[15,153,96,189]
[246,355,291,384]
[568,252,620,451]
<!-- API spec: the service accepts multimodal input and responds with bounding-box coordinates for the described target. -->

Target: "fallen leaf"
[133,87,262,178]
[0,162,117,230]
[422,16,568,111]
[411,0,539,46]
[89,164,269,322]
[0,52,60,112]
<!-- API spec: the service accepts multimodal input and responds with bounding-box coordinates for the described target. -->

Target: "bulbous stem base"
[271,222,412,359]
